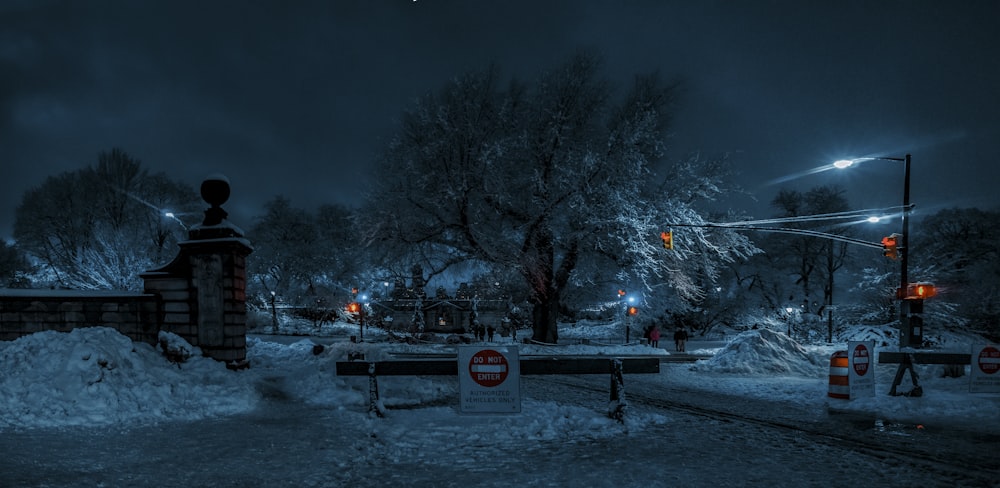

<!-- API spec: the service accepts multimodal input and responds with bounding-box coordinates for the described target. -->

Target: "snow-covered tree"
[0,240,31,288]
[911,207,1000,340]
[246,197,360,307]
[363,54,757,342]
[766,185,851,314]
[13,149,198,290]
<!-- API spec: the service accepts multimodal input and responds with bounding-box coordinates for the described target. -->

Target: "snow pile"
[0,327,259,428]
[2,324,997,436]
[690,328,826,376]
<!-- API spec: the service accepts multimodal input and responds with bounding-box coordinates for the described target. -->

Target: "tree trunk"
[531,295,559,344]
[524,226,561,344]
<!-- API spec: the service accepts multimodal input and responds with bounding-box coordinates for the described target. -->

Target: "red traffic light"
[660,231,674,250]
[906,282,936,299]
[881,235,898,260]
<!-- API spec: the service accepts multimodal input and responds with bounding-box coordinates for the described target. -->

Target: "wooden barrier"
[336,356,660,420]
[878,352,971,397]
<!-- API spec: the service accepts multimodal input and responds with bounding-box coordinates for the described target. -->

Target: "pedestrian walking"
[673,327,688,352]
[487,325,496,342]
[649,325,660,348]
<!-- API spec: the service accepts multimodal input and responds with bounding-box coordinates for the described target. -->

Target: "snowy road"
[2,366,995,488]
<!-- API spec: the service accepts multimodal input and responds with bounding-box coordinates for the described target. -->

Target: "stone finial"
[189,174,244,240]
[200,174,231,226]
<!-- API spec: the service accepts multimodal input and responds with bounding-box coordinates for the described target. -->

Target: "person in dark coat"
[673,327,689,352]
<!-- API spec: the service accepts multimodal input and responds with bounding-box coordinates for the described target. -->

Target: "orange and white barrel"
[828,350,850,399]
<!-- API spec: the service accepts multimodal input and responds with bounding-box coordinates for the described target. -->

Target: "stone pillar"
[142,174,253,367]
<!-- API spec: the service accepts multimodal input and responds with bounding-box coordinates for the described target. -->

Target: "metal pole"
[901,153,911,296]
[899,154,911,349]
[827,242,834,343]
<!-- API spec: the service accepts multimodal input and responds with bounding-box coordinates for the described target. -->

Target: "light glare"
[833,160,854,169]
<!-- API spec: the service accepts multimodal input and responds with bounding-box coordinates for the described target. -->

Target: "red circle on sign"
[852,344,870,376]
[469,349,509,387]
[979,346,1000,375]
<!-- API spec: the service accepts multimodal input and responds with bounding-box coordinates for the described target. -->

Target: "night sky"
[2,0,998,240]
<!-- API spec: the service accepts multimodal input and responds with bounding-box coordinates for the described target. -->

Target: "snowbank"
[1,325,997,435]
[0,327,259,429]
[690,328,827,376]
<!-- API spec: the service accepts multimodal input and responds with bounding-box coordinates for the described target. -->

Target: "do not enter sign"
[852,343,871,376]
[978,346,1000,375]
[469,349,509,387]
[972,344,1000,393]
[848,341,875,399]
[458,346,521,414]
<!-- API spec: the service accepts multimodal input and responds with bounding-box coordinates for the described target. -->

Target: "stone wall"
[0,289,160,344]
[0,174,253,366]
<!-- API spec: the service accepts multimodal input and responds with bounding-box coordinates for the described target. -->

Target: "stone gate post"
[141,174,253,367]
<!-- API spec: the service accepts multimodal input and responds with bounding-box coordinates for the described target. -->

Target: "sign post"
[971,344,1000,393]
[458,346,521,414]
[848,341,876,399]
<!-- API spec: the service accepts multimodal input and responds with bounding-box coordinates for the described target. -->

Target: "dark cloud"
[1,0,998,239]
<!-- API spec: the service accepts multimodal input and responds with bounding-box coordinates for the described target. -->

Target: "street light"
[835,154,914,346]
[164,211,189,231]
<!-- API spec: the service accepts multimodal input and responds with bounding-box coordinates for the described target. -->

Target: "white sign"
[458,346,521,414]
[848,341,876,399]
[971,344,1000,393]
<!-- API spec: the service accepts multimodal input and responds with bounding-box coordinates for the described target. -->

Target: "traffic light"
[627,306,639,316]
[660,231,673,250]
[907,282,937,299]
[881,234,898,260]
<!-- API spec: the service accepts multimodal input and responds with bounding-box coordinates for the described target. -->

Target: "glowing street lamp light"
[164,211,189,231]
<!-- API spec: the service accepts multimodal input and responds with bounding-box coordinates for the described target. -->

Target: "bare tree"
[246,197,361,308]
[13,148,198,290]
[364,54,757,342]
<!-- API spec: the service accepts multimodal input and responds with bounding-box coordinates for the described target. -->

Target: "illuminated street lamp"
[164,211,188,231]
[835,154,914,347]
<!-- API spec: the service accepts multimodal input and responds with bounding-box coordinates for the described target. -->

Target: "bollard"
[608,358,627,422]
[368,362,386,418]
[828,351,850,399]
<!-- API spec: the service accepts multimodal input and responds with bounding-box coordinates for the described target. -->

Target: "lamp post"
[834,154,913,347]
[270,291,278,330]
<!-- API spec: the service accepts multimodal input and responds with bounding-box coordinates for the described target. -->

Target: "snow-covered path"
[2,369,994,488]
[3,328,998,487]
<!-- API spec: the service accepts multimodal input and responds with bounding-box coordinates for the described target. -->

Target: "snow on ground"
[1,322,998,437]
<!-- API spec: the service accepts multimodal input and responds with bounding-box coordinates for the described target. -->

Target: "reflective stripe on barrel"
[828,350,850,399]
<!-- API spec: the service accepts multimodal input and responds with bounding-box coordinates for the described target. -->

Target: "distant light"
[866,216,881,223]
[833,160,855,169]
[785,307,794,314]
[165,212,175,218]
[627,296,636,304]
